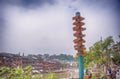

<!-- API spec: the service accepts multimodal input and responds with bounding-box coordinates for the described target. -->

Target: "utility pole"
[72,12,86,79]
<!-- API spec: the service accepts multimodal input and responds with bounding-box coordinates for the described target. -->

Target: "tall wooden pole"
[72,12,86,79]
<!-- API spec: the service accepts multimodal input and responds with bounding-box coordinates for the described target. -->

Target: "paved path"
[60,68,79,79]
[116,74,120,79]
[67,68,79,79]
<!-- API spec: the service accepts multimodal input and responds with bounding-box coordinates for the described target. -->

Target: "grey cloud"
[0,0,119,55]
[0,3,5,51]
[0,0,57,51]
[0,0,56,8]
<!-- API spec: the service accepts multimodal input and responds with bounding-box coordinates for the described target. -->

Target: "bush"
[0,66,32,79]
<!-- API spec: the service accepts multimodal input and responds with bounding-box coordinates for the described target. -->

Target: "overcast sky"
[0,0,120,55]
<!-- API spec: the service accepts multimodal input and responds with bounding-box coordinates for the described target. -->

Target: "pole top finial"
[76,11,80,16]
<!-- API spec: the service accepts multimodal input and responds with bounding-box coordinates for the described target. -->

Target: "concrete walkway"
[67,68,79,79]
[60,68,79,79]
[116,74,120,79]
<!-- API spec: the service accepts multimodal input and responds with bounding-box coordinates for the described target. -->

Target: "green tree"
[84,36,114,69]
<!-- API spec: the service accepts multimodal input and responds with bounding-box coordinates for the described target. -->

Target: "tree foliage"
[84,36,120,68]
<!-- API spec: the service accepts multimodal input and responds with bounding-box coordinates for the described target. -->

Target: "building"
[0,52,64,72]
[0,52,22,68]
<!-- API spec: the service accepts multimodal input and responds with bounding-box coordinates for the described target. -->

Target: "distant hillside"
[28,54,74,62]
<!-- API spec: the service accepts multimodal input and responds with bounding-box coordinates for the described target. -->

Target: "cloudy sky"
[0,0,120,55]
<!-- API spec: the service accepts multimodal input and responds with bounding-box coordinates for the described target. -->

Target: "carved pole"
[72,12,86,79]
